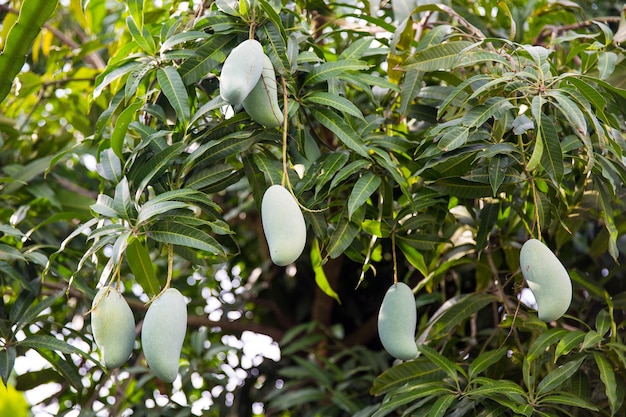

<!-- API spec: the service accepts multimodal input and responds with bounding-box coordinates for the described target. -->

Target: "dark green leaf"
[468,347,508,380]
[536,356,584,396]
[348,172,381,219]
[126,238,160,297]
[312,108,370,158]
[402,41,475,72]
[304,59,370,86]
[157,66,190,126]
[527,329,570,362]
[148,221,225,256]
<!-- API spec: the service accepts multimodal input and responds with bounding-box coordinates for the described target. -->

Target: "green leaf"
[421,294,498,341]
[184,165,237,191]
[91,194,119,218]
[0,0,58,102]
[372,382,453,417]
[402,41,475,72]
[160,31,212,55]
[110,99,143,159]
[311,239,340,303]
[326,210,360,259]
[468,347,508,380]
[156,66,190,126]
[113,177,135,221]
[15,291,64,331]
[426,394,456,417]
[303,59,370,86]
[132,142,186,199]
[555,330,585,360]
[36,350,82,391]
[329,159,370,190]
[594,352,619,415]
[598,51,617,80]
[125,15,156,54]
[536,356,584,396]
[462,97,514,128]
[98,148,122,183]
[305,92,364,120]
[527,329,570,362]
[312,108,370,158]
[126,0,145,28]
[179,34,238,85]
[399,68,423,115]
[126,238,160,297]
[137,200,189,225]
[372,358,444,395]
[124,61,154,103]
[0,346,16,386]
[488,155,509,196]
[418,344,463,383]
[348,172,381,219]
[426,178,498,199]
[19,335,82,355]
[395,234,448,251]
[538,393,598,411]
[596,309,611,336]
[148,221,225,256]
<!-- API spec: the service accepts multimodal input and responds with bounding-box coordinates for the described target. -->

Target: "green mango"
[520,238,572,322]
[141,288,187,382]
[261,184,306,266]
[242,54,284,128]
[377,282,418,360]
[91,287,135,369]
[219,39,264,105]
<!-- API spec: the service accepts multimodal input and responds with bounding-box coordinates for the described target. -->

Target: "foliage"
[1,0,626,415]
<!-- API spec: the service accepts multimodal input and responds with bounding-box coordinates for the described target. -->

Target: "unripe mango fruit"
[520,239,572,322]
[242,54,284,128]
[141,288,187,382]
[261,184,306,266]
[220,39,264,105]
[377,282,418,360]
[91,287,135,369]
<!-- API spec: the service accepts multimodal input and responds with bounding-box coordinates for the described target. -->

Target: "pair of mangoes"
[376,239,573,360]
[261,184,307,266]
[91,287,187,383]
[220,39,284,128]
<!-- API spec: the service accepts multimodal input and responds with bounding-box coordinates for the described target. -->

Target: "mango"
[519,238,572,322]
[91,287,136,369]
[141,288,187,382]
[242,54,284,128]
[219,39,264,105]
[261,184,306,266]
[377,282,418,360]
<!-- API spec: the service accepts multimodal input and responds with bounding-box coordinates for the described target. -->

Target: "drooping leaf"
[148,221,225,257]
[536,357,584,396]
[304,59,370,87]
[311,239,340,303]
[348,172,381,219]
[156,66,190,126]
[305,92,364,120]
[402,41,475,72]
[312,108,370,158]
[594,351,620,415]
[126,238,160,296]
[0,0,58,102]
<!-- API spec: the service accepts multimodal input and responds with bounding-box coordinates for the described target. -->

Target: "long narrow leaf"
[126,238,160,296]
[157,66,190,126]
[0,0,58,102]
[348,172,381,219]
